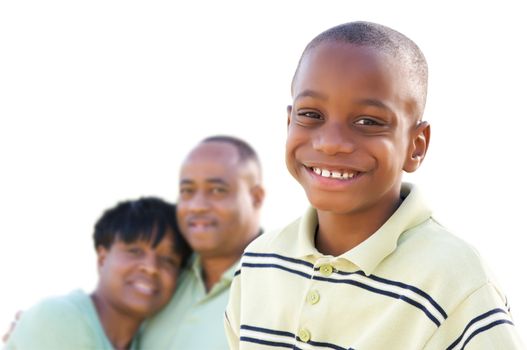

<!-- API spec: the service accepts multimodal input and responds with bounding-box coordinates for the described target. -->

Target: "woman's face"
[95,232,181,319]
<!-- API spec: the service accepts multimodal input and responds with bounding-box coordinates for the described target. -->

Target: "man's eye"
[179,188,194,196]
[211,187,227,195]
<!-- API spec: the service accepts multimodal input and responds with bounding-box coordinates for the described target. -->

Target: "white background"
[1,0,526,340]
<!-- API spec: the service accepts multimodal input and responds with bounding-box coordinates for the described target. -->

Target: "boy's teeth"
[312,167,354,180]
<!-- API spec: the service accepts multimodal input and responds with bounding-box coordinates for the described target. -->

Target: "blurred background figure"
[4,197,191,350]
[139,135,265,349]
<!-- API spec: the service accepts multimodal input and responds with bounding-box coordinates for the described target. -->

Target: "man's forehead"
[180,142,242,181]
[185,142,240,164]
[180,159,238,177]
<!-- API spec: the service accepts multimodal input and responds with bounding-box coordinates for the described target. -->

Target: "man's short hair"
[201,135,262,171]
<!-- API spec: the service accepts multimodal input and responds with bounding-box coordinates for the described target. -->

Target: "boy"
[225,22,524,349]
[5,197,191,350]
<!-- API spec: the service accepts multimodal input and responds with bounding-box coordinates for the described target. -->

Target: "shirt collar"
[189,253,239,284]
[293,183,432,275]
[188,227,263,281]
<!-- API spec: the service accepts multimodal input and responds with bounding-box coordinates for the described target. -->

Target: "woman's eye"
[127,247,143,256]
[160,256,178,266]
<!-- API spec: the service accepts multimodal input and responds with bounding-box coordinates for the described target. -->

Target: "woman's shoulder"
[6,290,107,350]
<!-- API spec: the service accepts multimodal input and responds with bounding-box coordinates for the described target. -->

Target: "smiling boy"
[225,22,524,349]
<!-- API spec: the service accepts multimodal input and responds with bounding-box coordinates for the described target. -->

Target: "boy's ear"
[96,246,108,271]
[250,184,265,209]
[287,105,292,128]
[404,121,431,173]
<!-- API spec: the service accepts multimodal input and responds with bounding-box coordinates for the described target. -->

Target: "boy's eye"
[354,117,383,126]
[298,110,322,120]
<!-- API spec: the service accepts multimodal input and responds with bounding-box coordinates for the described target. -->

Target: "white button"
[306,290,320,305]
[320,264,333,276]
[298,328,311,342]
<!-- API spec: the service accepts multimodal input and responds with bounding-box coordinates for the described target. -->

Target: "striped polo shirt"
[225,184,524,349]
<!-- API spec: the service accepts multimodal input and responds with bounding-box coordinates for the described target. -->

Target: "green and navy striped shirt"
[225,184,524,349]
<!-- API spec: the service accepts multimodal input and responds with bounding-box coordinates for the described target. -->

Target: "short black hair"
[93,197,191,264]
[293,21,428,118]
[201,135,261,171]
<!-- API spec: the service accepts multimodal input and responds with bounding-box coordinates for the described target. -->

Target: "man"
[139,135,264,349]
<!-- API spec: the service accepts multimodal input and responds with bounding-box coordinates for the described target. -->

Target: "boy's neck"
[90,293,141,350]
[315,196,403,256]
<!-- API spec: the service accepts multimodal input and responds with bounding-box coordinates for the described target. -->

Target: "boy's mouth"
[310,166,357,180]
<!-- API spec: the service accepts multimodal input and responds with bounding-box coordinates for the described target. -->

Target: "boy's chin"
[306,192,358,215]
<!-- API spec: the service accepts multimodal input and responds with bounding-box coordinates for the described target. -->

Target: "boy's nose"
[313,123,354,155]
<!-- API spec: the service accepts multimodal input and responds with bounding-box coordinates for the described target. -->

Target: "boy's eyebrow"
[294,89,328,100]
[295,92,393,112]
[356,98,391,111]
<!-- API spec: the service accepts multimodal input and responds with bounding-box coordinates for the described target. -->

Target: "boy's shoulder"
[384,216,505,306]
[245,212,310,255]
[246,198,499,299]
[397,217,491,279]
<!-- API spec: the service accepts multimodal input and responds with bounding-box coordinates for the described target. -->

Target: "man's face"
[286,41,427,216]
[177,142,258,259]
[96,233,180,319]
